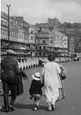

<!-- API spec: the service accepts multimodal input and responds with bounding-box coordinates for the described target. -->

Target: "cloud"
[1,0,81,24]
[17,0,81,24]
[52,2,81,23]
[49,0,81,5]
[16,0,63,24]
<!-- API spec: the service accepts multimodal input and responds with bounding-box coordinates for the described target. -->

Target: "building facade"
[48,29,68,57]
[1,11,69,58]
[1,12,30,57]
[28,25,36,56]
[68,36,75,55]
[35,26,49,56]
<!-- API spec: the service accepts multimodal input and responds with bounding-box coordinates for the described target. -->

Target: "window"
[31,30,33,33]
[36,46,37,49]
[1,30,3,35]
[43,40,46,44]
[44,46,45,49]
[13,33,14,37]
[1,20,3,24]
[31,36,33,40]
[5,31,6,35]
[21,23,23,26]
[2,30,4,35]
[40,46,41,50]
[11,32,12,37]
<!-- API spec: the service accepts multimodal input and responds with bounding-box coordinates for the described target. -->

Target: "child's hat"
[32,72,40,81]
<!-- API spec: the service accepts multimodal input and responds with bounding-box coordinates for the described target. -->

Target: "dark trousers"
[2,80,16,109]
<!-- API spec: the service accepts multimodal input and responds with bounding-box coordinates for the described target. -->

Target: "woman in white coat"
[42,54,62,111]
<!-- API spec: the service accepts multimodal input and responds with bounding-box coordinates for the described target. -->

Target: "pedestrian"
[0,50,21,112]
[42,54,62,111]
[29,72,44,111]
[58,64,66,101]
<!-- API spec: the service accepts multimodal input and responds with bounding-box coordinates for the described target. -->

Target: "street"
[0,61,81,115]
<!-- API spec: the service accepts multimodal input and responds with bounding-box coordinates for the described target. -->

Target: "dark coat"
[1,56,21,83]
[15,70,28,96]
[14,74,23,96]
[29,80,43,95]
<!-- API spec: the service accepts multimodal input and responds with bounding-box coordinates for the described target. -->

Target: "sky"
[1,0,81,24]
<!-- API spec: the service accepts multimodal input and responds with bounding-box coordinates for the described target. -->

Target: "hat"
[32,72,40,81]
[6,50,15,55]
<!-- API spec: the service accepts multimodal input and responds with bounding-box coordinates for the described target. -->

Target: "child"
[29,72,44,111]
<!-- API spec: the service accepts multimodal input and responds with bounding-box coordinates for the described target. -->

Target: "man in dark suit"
[1,50,21,112]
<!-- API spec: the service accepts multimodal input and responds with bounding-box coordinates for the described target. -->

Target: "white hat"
[32,72,40,81]
[6,50,15,55]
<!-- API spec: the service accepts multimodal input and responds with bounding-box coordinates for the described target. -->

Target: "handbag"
[57,88,65,101]
[60,70,66,80]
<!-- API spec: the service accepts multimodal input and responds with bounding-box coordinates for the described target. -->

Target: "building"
[28,24,37,56]
[35,26,49,56]
[1,11,69,58]
[74,37,81,53]
[35,18,69,57]
[59,27,81,54]
[10,16,29,55]
[1,12,9,54]
[1,12,30,58]
[48,29,68,57]
[68,36,74,55]
[48,18,60,30]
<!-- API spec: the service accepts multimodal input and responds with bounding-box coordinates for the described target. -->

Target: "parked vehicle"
[70,53,81,61]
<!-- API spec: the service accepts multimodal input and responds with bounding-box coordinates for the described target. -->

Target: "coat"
[14,74,23,96]
[29,80,43,95]
[42,61,62,103]
[1,56,21,84]
[14,69,28,96]
[42,61,62,89]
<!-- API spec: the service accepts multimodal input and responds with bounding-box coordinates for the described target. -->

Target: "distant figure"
[1,50,21,112]
[58,64,66,100]
[42,54,62,111]
[29,72,44,111]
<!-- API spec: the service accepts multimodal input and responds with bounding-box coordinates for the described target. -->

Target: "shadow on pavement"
[15,103,47,110]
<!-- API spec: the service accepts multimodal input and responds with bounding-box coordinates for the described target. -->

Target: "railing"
[17,56,71,70]
[0,56,71,94]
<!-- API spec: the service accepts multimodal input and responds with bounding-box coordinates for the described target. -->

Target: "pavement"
[0,61,81,115]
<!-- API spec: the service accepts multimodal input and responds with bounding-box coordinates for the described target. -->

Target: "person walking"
[29,72,44,111]
[58,64,66,101]
[42,54,62,111]
[0,50,21,112]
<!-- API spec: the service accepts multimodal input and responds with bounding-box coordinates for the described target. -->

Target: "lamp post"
[6,4,11,49]
[38,28,41,57]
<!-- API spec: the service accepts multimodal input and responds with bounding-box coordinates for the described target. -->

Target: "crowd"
[0,49,66,112]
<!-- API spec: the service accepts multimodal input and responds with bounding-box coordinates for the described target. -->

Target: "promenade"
[0,61,81,115]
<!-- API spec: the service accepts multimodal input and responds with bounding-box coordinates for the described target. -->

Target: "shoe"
[33,105,40,111]
[8,94,12,96]
[48,106,52,111]
[30,96,33,99]
[5,109,9,112]
[0,106,5,109]
[51,104,55,111]
[9,105,14,111]
[33,107,38,111]
[0,106,9,112]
